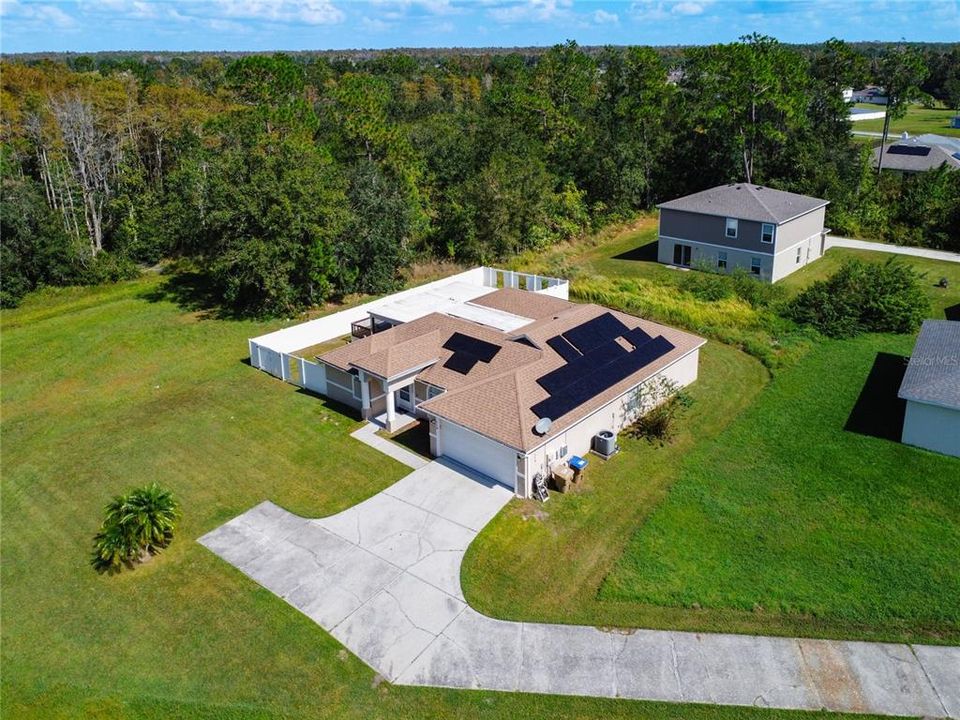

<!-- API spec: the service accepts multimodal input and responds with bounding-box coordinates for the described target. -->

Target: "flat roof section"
[370,281,535,332]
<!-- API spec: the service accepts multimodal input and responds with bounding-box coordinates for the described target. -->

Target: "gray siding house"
[657,184,830,282]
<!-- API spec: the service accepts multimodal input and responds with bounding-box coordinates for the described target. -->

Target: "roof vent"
[534,417,553,435]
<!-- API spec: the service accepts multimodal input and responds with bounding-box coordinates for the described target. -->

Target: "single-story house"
[316,288,705,498]
[873,138,960,174]
[656,183,830,283]
[898,320,960,459]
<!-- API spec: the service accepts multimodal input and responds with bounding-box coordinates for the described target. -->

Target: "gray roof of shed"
[898,320,960,410]
[657,183,828,224]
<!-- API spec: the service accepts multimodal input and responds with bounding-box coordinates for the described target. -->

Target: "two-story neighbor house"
[657,184,830,283]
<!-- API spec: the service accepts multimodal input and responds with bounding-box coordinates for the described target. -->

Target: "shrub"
[680,268,734,302]
[91,483,181,573]
[787,258,930,338]
[626,377,693,445]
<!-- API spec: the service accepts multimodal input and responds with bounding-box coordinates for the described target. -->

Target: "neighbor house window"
[725,218,738,238]
[761,223,775,243]
[750,257,762,275]
[427,385,443,399]
[796,247,803,264]
[717,251,728,270]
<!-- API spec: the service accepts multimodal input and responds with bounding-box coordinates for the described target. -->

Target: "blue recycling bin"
[568,455,588,471]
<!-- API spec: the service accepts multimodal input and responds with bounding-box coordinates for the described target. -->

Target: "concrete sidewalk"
[350,421,428,470]
[827,237,960,263]
[199,462,959,718]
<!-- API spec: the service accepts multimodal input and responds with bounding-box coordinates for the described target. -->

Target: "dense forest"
[2,38,959,313]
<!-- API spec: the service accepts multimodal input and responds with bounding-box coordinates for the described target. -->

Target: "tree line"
[2,38,958,314]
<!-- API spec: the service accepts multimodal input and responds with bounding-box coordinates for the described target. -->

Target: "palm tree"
[120,483,181,553]
[91,484,181,573]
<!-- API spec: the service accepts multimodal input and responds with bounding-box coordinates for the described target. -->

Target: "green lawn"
[4,276,877,720]
[601,332,960,643]
[461,221,960,645]
[851,103,960,138]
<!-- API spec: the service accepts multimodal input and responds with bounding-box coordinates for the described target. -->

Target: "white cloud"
[361,15,391,31]
[1,0,77,28]
[593,8,619,24]
[629,0,714,21]
[487,0,573,24]
[672,1,706,16]
[213,0,345,25]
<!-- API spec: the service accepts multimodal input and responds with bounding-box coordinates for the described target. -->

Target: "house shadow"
[844,352,908,442]
[612,240,659,263]
[945,303,960,321]
[384,420,433,460]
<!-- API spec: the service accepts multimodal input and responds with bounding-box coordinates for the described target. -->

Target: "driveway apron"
[199,458,959,718]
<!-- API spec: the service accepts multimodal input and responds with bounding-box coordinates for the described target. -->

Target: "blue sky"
[1,0,958,54]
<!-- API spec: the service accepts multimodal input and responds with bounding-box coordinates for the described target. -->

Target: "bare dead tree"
[50,94,118,256]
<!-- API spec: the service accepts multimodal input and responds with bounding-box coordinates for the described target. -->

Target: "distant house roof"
[873,140,960,173]
[898,320,960,411]
[911,134,960,154]
[657,184,829,225]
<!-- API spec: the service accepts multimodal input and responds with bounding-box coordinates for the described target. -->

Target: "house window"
[725,218,738,238]
[750,257,762,275]
[399,386,411,403]
[761,223,775,243]
[796,247,803,264]
[352,375,362,399]
[427,385,443,399]
[717,251,728,270]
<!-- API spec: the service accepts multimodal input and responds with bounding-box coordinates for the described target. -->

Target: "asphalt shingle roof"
[898,320,960,410]
[318,289,705,452]
[872,142,960,173]
[657,184,828,224]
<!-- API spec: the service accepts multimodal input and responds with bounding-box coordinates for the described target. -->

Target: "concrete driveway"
[200,460,960,718]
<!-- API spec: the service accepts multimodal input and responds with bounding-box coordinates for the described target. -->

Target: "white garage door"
[440,421,516,490]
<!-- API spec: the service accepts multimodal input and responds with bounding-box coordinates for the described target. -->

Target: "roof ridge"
[745,183,777,220]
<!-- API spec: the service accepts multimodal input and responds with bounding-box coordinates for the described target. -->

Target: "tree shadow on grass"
[612,240,659,263]
[139,269,242,320]
[844,352,908,442]
[945,303,960,321]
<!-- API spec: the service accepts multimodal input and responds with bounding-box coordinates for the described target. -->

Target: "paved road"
[200,460,960,718]
[826,237,960,263]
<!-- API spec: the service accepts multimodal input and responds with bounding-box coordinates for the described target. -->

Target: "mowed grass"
[463,220,960,644]
[851,103,960,138]
[462,342,773,626]
[3,276,878,720]
[601,332,960,642]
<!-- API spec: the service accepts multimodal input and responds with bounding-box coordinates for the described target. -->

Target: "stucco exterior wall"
[321,363,361,410]
[518,349,701,498]
[901,400,960,458]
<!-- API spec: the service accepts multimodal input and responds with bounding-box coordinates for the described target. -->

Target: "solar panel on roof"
[537,340,627,395]
[562,313,630,353]
[622,326,652,349]
[443,353,480,375]
[546,335,582,362]
[531,335,676,419]
[442,332,501,362]
[888,144,932,157]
